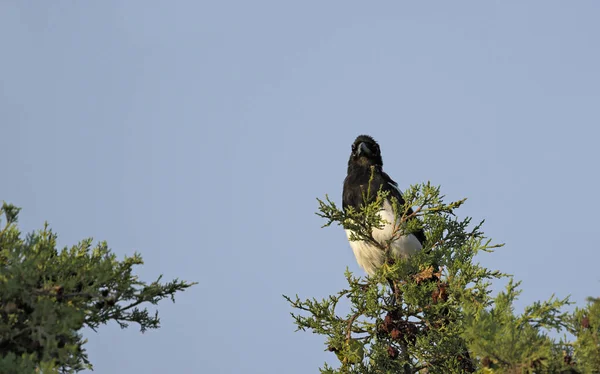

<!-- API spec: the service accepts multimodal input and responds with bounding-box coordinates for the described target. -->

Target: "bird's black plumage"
[342,135,425,275]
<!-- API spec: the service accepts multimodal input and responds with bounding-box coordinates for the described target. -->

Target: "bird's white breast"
[345,200,422,276]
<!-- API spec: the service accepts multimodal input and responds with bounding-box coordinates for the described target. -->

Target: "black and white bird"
[342,135,426,276]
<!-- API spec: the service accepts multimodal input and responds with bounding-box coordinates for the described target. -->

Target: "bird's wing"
[380,171,427,245]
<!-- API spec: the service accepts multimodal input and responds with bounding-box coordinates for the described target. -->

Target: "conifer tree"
[285,182,600,373]
[0,203,195,373]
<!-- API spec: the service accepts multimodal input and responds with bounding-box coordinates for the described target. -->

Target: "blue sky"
[1,2,599,373]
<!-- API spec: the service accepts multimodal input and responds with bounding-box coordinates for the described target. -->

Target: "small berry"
[582,316,590,329]
[387,345,399,359]
[564,354,573,365]
[432,283,449,303]
[405,324,418,344]
[381,314,394,332]
[481,356,491,368]
[439,284,448,302]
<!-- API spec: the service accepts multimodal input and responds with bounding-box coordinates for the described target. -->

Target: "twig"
[346,312,361,340]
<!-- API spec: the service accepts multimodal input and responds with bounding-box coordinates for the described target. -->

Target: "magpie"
[342,135,426,276]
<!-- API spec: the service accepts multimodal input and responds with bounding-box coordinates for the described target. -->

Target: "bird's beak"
[357,142,371,156]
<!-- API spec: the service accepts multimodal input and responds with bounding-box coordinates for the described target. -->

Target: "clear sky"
[1,2,599,373]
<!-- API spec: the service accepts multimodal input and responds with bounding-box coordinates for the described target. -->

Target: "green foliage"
[0,203,196,373]
[285,182,600,373]
[569,297,600,373]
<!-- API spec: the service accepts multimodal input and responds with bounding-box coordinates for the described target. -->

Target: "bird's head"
[348,135,383,168]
